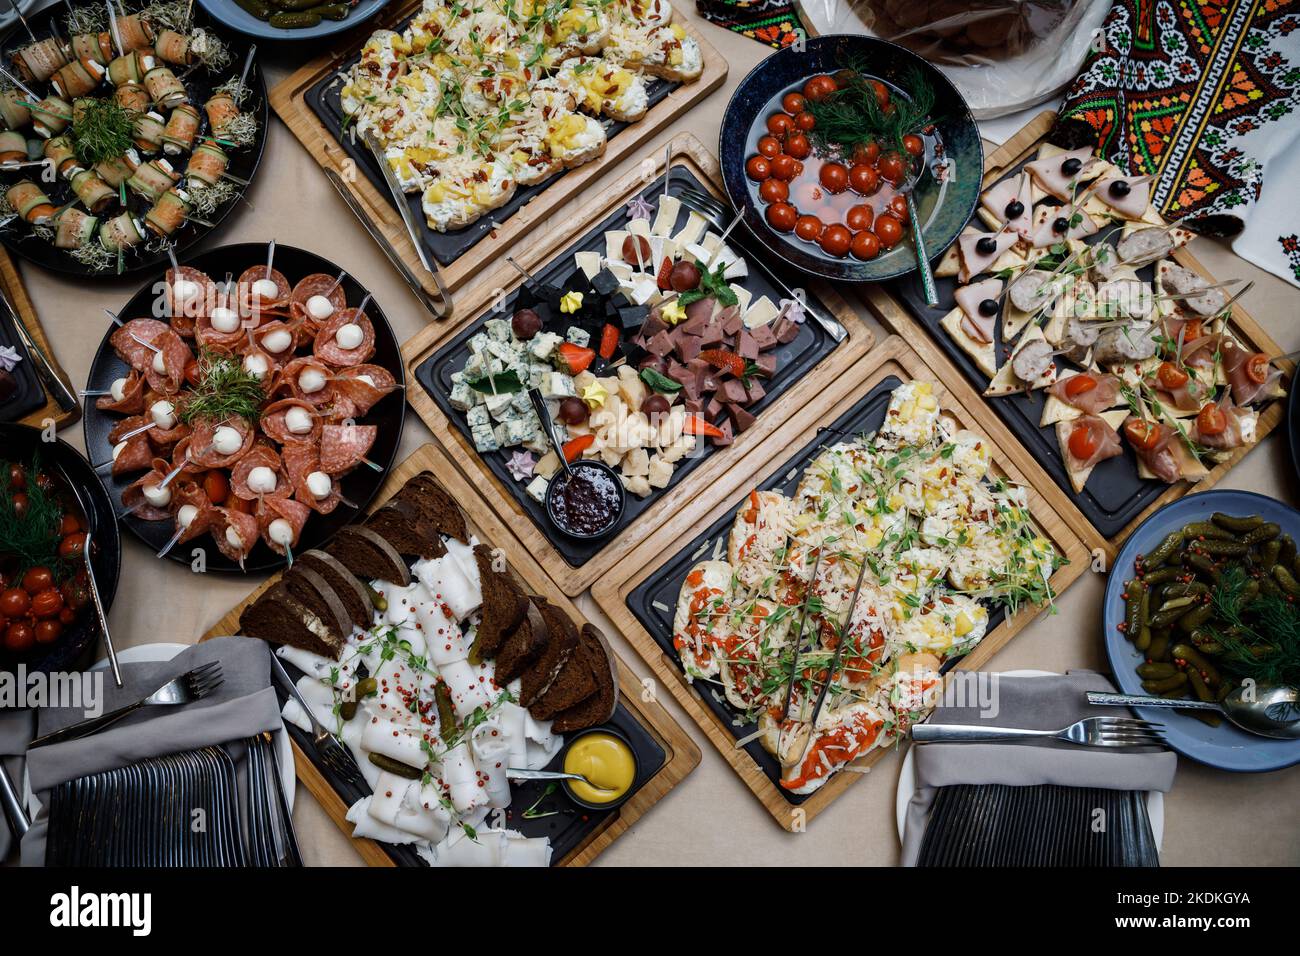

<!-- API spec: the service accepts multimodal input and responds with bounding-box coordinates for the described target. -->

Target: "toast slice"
[325,525,410,587]
[469,544,529,663]
[550,624,620,732]
[519,598,580,708]
[296,549,374,630]
[494,599,549,686]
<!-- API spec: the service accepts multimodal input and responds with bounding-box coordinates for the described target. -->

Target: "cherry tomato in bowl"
[745,155,771,181]
[782,92,806,114]
[819,224,852,257]
[759,178,790,203]
[850,230,881,261]
[766,202,798,232]
[819,162,848,194]
[802,74,838,102]
[794,215,824,242]
[875,214,904,248]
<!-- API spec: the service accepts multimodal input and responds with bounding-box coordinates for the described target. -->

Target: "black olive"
[1061,157,1083,176]
[1052,216,1070,234]
[976,236,997,255]
[1110,179,1132,198]
[978,298,999,317]
[1004,199,1025,220]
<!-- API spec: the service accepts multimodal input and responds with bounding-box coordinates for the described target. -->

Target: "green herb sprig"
[805,62,936,159]
[179,350,266,425]
[69,98,135,169]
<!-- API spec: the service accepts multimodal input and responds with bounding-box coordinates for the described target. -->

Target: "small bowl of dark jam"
[545,460,625,539]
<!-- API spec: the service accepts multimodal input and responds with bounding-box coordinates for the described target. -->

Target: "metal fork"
[912,716,1166,748]
[29,662,225,749]
[269,655,369,793]
[675,187,847,342]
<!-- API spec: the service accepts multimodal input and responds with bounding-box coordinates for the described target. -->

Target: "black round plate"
[81,242,407,573]
[718,34,983,283]
[0,2,269,278]
[0,423,121,677]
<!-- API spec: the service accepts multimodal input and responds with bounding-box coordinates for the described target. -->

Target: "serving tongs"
[336,132,453,321]
[0,286,78,412]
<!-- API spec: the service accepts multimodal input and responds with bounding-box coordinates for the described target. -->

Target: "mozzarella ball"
[252,277,279,301]
[355,374,376,388]
[110,377,128,402]
[111,440,127,461]
[150,400,176,429]
[142,483,171,507]
[261,328,293,354]
[212,425,242,455]
[243,354,269,379]
[267,518,294,547]
[334,323,364,350]
[298,368,327,394]
[224,525,244,550]
[177,504,198,529]
[284,406,313,434]
[247,466,277,494]
[151,349,167,374]
[210,306,240,333]
[306,294,334,320]
[172,277,200,306]
[306,471,332,499]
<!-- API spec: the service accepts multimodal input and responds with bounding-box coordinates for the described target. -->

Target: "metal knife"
[325,166,452,321]
[0,288,77,411]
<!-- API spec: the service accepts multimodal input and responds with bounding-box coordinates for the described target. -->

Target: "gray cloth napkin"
[899,671,1178,866]
[0,710,35,863]
[4,636,281,866]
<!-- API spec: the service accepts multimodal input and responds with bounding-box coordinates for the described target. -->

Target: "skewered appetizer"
[0,1,259,272]
[935,141,1285,492]
[96,258,399,569]
[448,188,801,511]
[340,0,703,232]
[673,381,1060,795]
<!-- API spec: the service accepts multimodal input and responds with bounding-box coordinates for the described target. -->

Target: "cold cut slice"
[282,441,341,515]
[332,364,398,416]
[313,308,376,367]
[258,495,310,556]
[319,423,377,475]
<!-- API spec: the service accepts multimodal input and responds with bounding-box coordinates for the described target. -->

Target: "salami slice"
[279,356,336,406]
[121,460,173,521]
[319,423,377,475]
[238,265,292,316]
[188,417,255,469]
[313,308,376,367]
[213,506,260,564]
[251,319,301,359]
[164,265,216,338]
[332,364,398,415]
[260,397,320,445]
[317,393,357,425]
[111,431,153,477]
[257,495,311,556]
[108,414,151,445]
[230,445,289,501]
[110,318,171,371]
[96,371,146,415]
[168,437,206,478]
[290,273,347,333]
[282,442,341,515]
[171,479,215,544]
[196,310,256,351]
[142,327,192,395]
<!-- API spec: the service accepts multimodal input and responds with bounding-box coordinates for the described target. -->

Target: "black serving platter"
[274,657,665,867]
[627,374,1008,804]
[890,157,1176,540]
[0,423,121,677]
[305,39,679,269]
[0,302,45,422]
[0,2,269,278]
[82,242,406,573]
[415,165,842,569]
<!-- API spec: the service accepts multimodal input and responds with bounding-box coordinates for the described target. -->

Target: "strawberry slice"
[556,342,595,375]
[598,323,619,360]
[656,256,674,291]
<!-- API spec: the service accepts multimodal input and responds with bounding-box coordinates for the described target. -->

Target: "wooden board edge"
[202,440,701,866]
[591,334,1087,828]
[270,11,727,298]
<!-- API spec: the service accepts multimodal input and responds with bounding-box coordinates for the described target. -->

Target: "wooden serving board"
[269,1,728,304]
[402,133,877,596]
[591,334,1089,831]
[2,250,79,431]
[863,110,1288,561]
[202,441,701,867]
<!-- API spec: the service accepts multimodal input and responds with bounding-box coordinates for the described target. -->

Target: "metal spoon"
[527,386,573,482]
[1087,684,1300,739]
[899,154,938,306]
[506,767,620,797]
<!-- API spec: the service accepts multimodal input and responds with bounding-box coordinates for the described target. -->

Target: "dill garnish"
[805,61,936,157]
[179,350,265,424]
[0,457,70,576]
[1204,565,1300,687]
[69,98,135,168]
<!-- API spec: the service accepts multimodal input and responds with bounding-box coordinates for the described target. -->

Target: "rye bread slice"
[550,624,619,732]
[518,598,579,708]
[239,582,346,660]
[468,544,529,663]
[529,622,601,720]
[282,565,355,643]
[325,526,410,586]
[397,472,468,543]
[494,599,548,686]
[297,549,374,629]
[364,497,445,559]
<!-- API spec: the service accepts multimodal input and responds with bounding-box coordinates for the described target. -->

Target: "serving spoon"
[899,154,938,306]
[1087,685,1300,739]
[506,767,620,798]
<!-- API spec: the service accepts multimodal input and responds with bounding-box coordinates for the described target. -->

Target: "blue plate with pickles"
[1103,489,1300,772]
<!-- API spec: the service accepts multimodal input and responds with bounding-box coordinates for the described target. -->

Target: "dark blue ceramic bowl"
[196,0,393,40]
[719,35,983,283]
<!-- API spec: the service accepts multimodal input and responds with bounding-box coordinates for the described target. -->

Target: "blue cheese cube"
[466,404,490,428]
[527,362,550,387]
[525,475,549,503]
[565,326,590,348]
[484,317,511,341]
[542,372,576,398]
[510,390,531,414]
[467,332,491,355]
[530,331,563,360]
[449,376,477,411]
[501,416,534,446]
[463,353,487,378]
[484,392,514,419]
[471,423,499,453]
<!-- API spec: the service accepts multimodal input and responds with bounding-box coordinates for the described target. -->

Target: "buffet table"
[14,2,1299,865]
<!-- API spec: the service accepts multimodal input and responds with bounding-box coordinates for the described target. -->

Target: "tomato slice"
[1064,374,1098,399]
[1181,319,1204,342]
[1245,352,1270,386]
[1068,422,1099,461]
[1196,403,1227,436]
[1156,361,1189,390]
[1124,418,1162,450]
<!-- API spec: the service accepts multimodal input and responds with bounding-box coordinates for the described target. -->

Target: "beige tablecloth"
[11,5,1299,866]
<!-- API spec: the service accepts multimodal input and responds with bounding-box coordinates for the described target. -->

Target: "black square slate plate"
[0,304,45,423]
[305,41,679,268]
[625,374,1006,804]
[414,165,842,569]
[889,158,1180,540]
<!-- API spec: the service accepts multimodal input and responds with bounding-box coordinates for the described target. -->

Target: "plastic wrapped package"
[796,0,1114,118]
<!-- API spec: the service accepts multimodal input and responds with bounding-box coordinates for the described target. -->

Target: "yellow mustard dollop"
[564,732,634,804]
